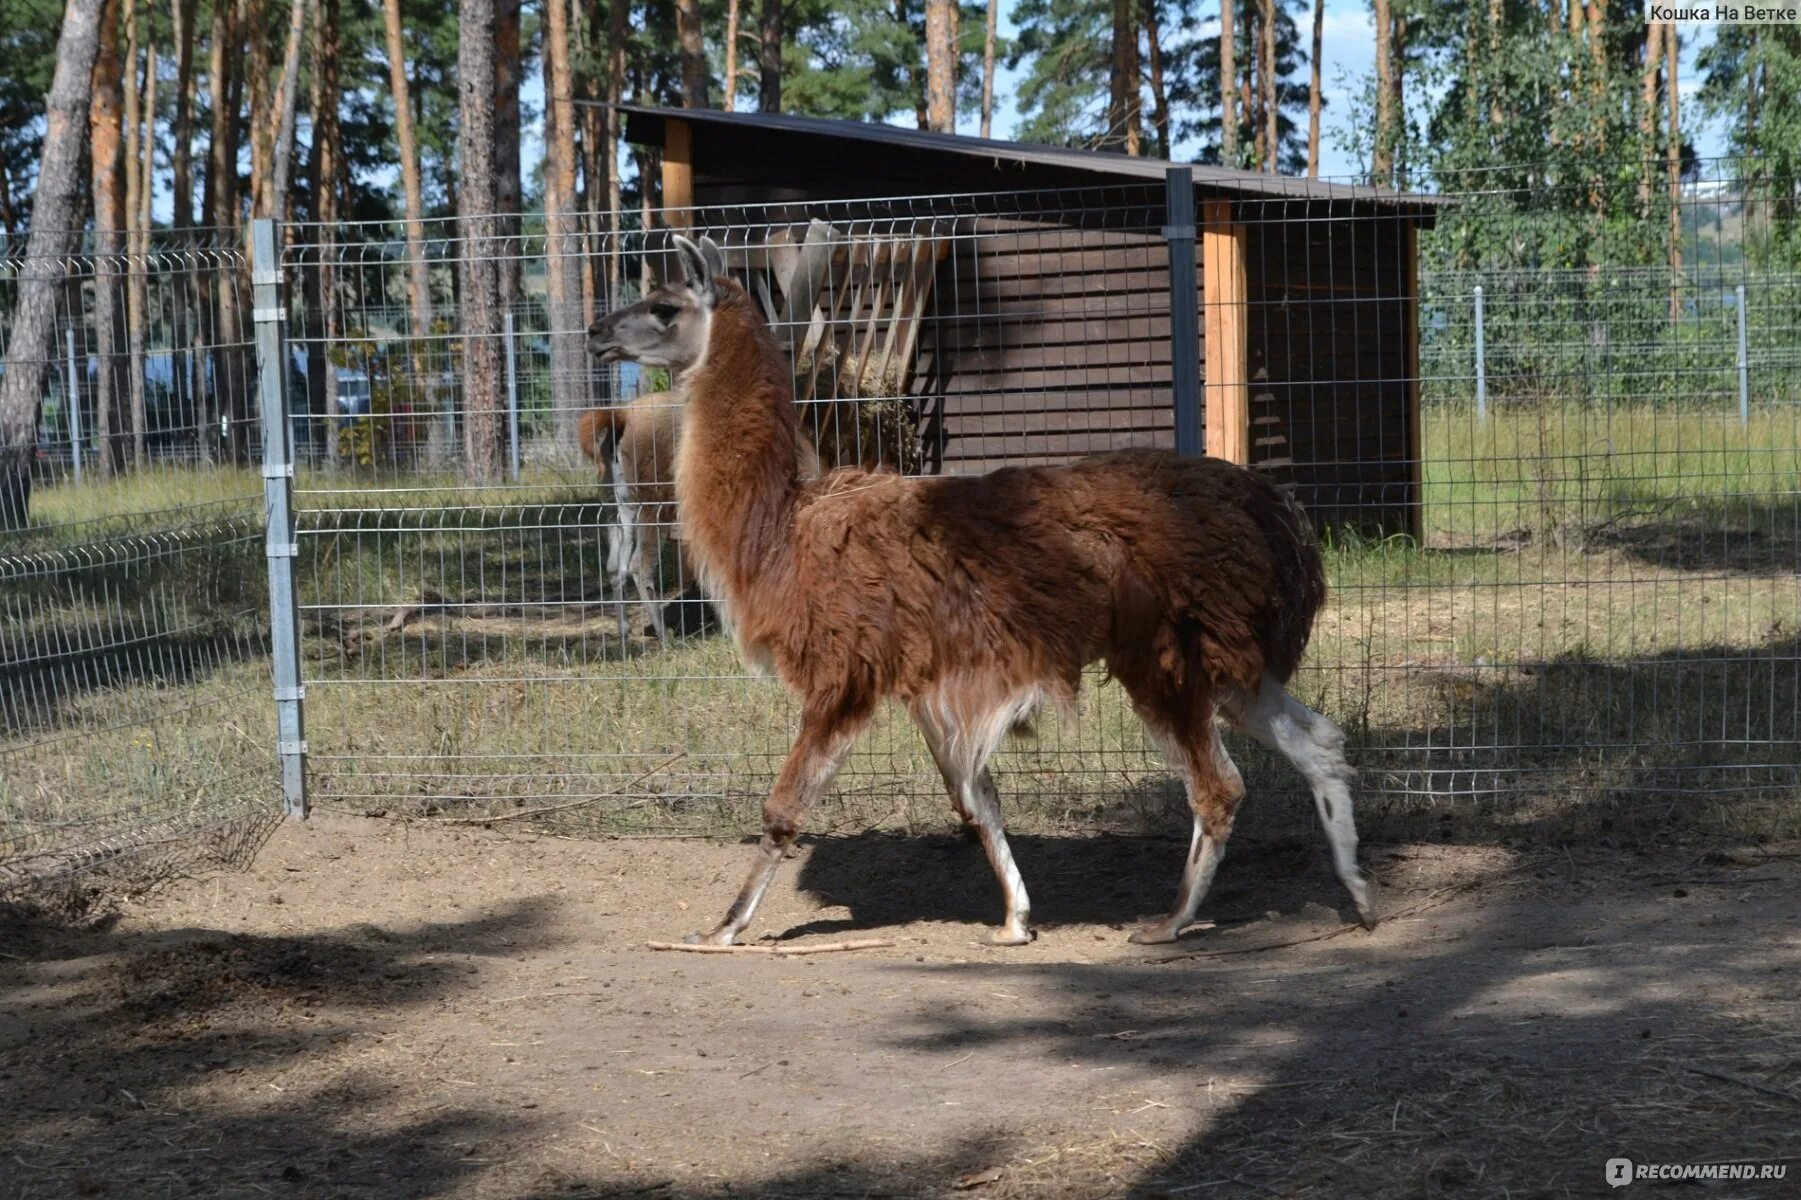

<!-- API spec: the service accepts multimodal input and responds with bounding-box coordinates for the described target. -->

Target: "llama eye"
[650,303,680,323]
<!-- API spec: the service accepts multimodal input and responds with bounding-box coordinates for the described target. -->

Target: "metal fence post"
[251,218,309,819]
[65,327,83,483]
[1165,166,1203,457]
[1735,282,1749,428]
[505,310,521,481]
[1473,284,1487,420]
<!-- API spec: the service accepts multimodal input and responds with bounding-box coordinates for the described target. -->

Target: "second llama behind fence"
[587,235,1377,948]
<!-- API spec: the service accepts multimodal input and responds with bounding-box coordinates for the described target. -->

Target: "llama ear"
[699,236,727,281]
[671,234,716,305]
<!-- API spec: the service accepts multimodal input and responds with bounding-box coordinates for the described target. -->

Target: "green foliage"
[0,0,63,230]
[1699,26,1801,265]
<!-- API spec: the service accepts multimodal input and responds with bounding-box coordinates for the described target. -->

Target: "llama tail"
[576,407,630,481]
[1257,483,1328,684]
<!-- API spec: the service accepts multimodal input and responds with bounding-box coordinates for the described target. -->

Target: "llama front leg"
[688,718,861,946]
[1130,724,1244,945]
[630,530,669,645]
[1229,676,1378,929]
[607,502,633,648]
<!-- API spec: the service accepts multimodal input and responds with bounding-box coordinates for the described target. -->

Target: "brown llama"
[587,235,1376,947]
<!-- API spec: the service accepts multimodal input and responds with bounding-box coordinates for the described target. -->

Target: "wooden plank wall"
[914,217,1195,472]
[1242,205,1417,535]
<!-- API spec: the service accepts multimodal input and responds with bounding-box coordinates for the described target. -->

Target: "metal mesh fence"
[1,231,278,889]
[2,158,1797,886]
[278,163,1799,842]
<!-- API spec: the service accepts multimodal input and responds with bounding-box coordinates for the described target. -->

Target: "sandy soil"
[3,815,1798,1199]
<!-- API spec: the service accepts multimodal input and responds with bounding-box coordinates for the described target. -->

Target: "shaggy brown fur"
[591,236,1371,947]
[676,286,1323,725]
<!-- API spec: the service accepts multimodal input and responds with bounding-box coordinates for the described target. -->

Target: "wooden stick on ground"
[645,938,894,956]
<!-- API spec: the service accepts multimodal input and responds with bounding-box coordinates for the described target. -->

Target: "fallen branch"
[1684,1066,1801,1107]
[645,938,893,956]
[427,753,686,825]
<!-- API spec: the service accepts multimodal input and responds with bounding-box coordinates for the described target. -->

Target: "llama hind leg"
[629,529,669,645]
[1130,722,1244,945]
[607,506,633,648]
[1228,676,1377,929]
[688,716,862,946]
[913,707,1033,945]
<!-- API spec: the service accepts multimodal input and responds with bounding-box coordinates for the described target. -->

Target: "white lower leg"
[1130,816,1230,944]
[1236,677,1376,927]
[965,771,1032,944]
[691,725,857,945]
[692,835,786,946]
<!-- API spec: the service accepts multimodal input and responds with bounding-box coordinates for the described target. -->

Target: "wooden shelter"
[616,104,1443,535]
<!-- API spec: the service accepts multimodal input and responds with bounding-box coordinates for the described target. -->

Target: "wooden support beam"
[662,119,693,226]
[1403,222,1423,540]
[1201,198,1248,465]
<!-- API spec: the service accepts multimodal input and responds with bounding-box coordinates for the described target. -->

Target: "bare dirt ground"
[3,816,1798,1199]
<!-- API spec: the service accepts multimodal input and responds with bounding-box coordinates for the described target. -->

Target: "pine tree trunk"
[125,17,153,468]
[606,0,628,296]
[1372,0,1393,183]
[980,0,997,138]
[1639,22,1660,210]
[270,0,308,224]
[1259,0,1275,170]
[758,0,782,112]
[1307,0,1322,176]
[0,0,110,526]
[1219,0,1237,164]
[382,0,437,458]
[495,0,523,311]
[678,0,709,107]
[1665,22,1682,321]
[1145,0,1169,156]
[725,0,740,108]
[1107,0,1140,153]
[459,0,505,480]
[544,0,584,447]
[171,0,197,443]
[925,0,955,133]
[308,0,340,464]
[92,0,128,476]
[577,0,601,324]
[248,0,274,216]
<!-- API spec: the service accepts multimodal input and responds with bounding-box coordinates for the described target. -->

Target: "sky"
[165,5,1730,223]
[515,2,1727,189]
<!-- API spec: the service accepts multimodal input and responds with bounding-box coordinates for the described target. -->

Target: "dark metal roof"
[606,102,1445,213]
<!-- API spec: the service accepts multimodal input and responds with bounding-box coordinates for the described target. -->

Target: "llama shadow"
[783,828,1349,939]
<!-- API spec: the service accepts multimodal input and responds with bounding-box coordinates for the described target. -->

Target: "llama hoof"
[987,924,1033,946]
[682,929,735,947]
[1127,922,1181,945]
[1357,903,1380,932]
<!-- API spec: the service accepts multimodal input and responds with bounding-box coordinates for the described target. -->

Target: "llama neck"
[673,291,802,602]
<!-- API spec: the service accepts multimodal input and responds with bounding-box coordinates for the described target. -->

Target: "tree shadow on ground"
[1585,494,1799,575]
[0,895,566,1199]
[551,844,1800,1199]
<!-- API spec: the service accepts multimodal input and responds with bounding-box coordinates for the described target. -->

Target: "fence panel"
[4,160,1797,886]
[1,230,279,888]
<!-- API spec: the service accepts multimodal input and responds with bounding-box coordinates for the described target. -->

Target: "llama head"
[587,234,725,371]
